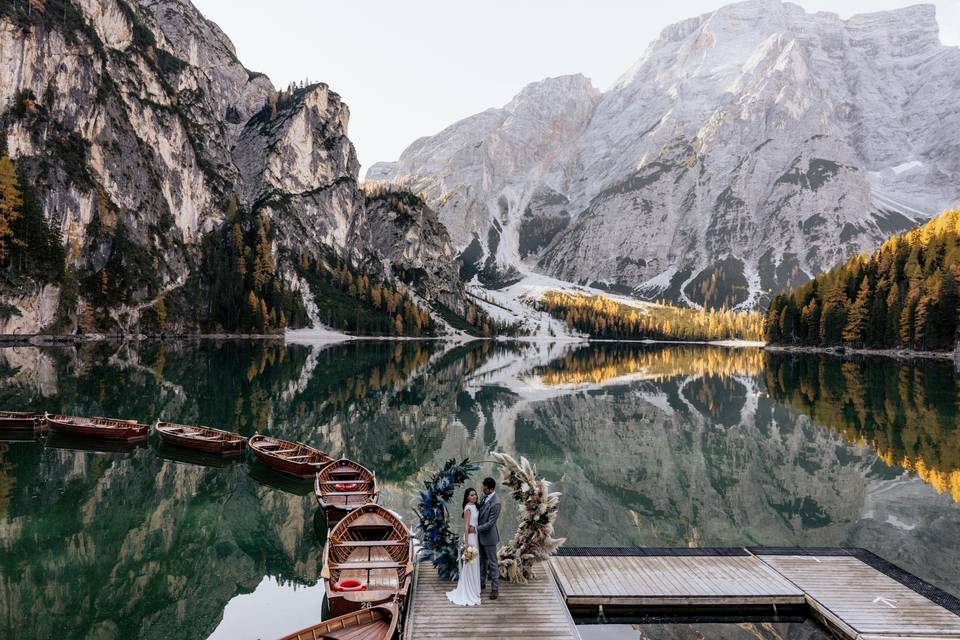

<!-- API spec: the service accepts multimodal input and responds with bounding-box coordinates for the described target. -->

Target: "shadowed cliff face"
[1,341,959,639]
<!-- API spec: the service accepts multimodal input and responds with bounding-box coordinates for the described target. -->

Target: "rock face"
[0,0,466,333]
[369,0,960,308]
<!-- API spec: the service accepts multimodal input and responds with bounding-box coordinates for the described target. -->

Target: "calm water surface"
[0,340,958,639]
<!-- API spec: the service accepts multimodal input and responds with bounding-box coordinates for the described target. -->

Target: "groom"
[476,476,501,599]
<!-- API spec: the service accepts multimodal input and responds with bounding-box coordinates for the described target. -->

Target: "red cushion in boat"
[333,579,367,592]
[334,482,362,491]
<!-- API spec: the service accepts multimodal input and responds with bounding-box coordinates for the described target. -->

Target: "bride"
[446,487,481,606]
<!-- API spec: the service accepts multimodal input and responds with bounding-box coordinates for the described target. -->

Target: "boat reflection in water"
[45,432,149,454]
[155,441,243,469]
[247,460,316,496]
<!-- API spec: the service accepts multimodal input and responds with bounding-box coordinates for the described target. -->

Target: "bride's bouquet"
[461,545,478,563]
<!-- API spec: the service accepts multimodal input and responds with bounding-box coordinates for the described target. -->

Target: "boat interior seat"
[325,491,371,498]
[321,620,389,640]
[333,540,404,548]
[367,569,399,590]
[344,547,370,563]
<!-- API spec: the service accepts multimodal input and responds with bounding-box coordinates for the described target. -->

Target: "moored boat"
[248,434,333,479]
[322,504,413,617]
[276,602,398,640]
[156,421,246,455]
[0,411,45,431]
[314,458,378,524]
[45,414,150,442]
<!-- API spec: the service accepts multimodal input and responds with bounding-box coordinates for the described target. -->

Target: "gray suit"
[477,491,501,591]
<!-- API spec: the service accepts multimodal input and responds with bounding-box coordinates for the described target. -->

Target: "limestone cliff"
[0,0,467,334]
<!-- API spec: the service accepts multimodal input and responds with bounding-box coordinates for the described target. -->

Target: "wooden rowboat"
[248,435,333,479]
[45,414,150,442]
[0,411,45,431]
[276,602,398,640]
[322,504,413,617]
[314,458,378,525]
[156,422,246,455]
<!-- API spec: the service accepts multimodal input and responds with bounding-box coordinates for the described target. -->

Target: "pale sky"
[191,0,960,173]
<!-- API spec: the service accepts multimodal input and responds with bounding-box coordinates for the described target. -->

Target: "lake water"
[0,340,958,639]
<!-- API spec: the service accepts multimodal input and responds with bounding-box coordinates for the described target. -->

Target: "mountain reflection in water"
[0,340,957,639]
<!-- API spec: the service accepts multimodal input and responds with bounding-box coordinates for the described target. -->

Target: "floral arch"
[414,452,565,583]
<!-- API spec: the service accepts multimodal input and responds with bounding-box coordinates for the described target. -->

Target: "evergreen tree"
[885,283,902,346]
[899,294,917,347]
[0,155,23,262]
[800,298,820,344]
[842,278,871,345]
[819,285,847,345]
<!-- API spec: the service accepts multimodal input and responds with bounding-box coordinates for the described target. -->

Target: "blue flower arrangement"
[415,457,479,580]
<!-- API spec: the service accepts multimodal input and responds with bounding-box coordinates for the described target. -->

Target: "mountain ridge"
[369,0,960,310]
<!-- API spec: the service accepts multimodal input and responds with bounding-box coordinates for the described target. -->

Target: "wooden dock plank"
[757,555,960,638]
[406,560,580,640]
[405,548,960,640]
[551,554,805,606]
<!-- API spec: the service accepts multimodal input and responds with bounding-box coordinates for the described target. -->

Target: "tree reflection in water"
[0,340,957,639]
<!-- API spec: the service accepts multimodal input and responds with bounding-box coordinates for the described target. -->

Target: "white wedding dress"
[445,503,481,606]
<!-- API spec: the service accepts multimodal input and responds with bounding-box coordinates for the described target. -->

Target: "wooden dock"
[552,551,805,609]
[404,548,960,640]
[404,560,579,640]
[759,552,960,639]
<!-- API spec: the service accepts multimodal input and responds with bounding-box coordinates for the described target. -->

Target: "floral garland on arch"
[414,458,479,581]
[490,451,566,584]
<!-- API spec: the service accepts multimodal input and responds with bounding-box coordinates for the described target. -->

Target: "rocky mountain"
[0,0,469,335]
[369,0,960,309]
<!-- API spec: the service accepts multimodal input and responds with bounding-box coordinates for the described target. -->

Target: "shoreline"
[0,333,288,346]
[764,343,956,362]
[0,333,954,364]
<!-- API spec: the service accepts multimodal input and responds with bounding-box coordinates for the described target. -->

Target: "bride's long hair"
[462,487,478,510]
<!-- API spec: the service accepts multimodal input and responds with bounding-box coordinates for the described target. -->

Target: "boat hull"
[327,585,407,618]
[321,505,350,528]
[46,415,149,442]
[322,505,413,617]
[248,435,332,479]
[156,423,246,455]
[314,459,379,526]
[277,603,398,640]
[0,413,44,431]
